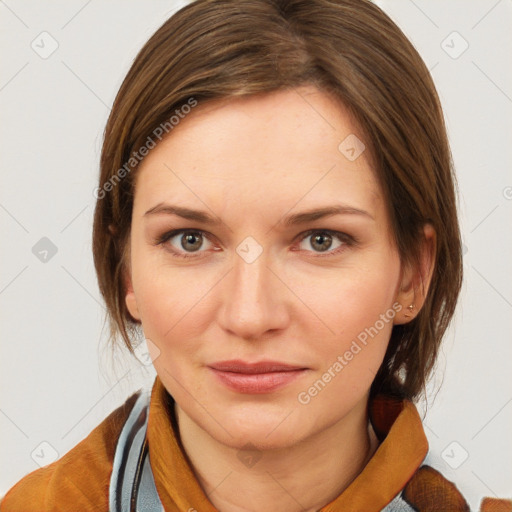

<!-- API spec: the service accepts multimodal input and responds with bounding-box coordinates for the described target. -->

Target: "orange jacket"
[2,376,510,511]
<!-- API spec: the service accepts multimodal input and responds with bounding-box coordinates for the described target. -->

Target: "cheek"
[131,243,196,330]
[131,261,215,364]
[293,256,400,339]
[295,275,398,419]
[293,257,400,382]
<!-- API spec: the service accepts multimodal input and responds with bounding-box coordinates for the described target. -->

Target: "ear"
[123,260,141,323]
[394,223,436,325]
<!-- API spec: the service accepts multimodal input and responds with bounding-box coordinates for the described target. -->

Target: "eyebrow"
[144,203,374,225]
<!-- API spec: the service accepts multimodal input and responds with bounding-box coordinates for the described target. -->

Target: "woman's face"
[125,85,414,449]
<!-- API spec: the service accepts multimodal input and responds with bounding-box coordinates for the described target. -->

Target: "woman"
[2,0,507,511]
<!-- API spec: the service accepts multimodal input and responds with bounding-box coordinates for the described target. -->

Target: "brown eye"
[309,233,334,252]
[296,230,355,257]
[157,229,214,259]
[179,231,204,252]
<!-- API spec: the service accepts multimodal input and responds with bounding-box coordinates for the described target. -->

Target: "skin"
[124,85,436,512]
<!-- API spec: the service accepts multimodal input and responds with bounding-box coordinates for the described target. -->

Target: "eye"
[295,229,355,257]
[156,229,215,259]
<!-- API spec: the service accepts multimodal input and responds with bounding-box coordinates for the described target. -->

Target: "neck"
[175,399,380,512]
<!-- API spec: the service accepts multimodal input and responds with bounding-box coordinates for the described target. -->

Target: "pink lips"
[208,360,308,394]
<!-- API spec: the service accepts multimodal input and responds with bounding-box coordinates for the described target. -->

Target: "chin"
[219,427,306,452]
[202,406,313,452]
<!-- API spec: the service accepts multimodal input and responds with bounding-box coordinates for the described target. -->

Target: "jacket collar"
[147,376,428,512]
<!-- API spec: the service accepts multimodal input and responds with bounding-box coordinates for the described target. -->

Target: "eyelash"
[154,229,358,260]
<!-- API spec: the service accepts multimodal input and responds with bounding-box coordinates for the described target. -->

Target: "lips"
[208,359,308,394]
[209,360,306,373]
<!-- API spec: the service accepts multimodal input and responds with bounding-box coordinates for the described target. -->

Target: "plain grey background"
[1,1,511,509]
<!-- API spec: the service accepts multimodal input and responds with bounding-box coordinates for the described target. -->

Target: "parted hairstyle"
[92,0,463,401]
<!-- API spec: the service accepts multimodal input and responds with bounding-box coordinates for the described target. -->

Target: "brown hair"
[92,0,463,401]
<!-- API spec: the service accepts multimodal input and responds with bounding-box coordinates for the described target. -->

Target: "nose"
[218,248,290,341]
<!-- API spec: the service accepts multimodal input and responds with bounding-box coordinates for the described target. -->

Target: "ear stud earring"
[404,303,415,318]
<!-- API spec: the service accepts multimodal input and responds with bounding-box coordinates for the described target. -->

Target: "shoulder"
[1,390,141,512]
[401,464,470,511]
[399,465,512,512]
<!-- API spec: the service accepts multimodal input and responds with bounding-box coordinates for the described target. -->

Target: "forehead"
[134,86,382,220]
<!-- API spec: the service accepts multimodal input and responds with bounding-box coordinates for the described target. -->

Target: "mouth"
[208,359,309,394]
